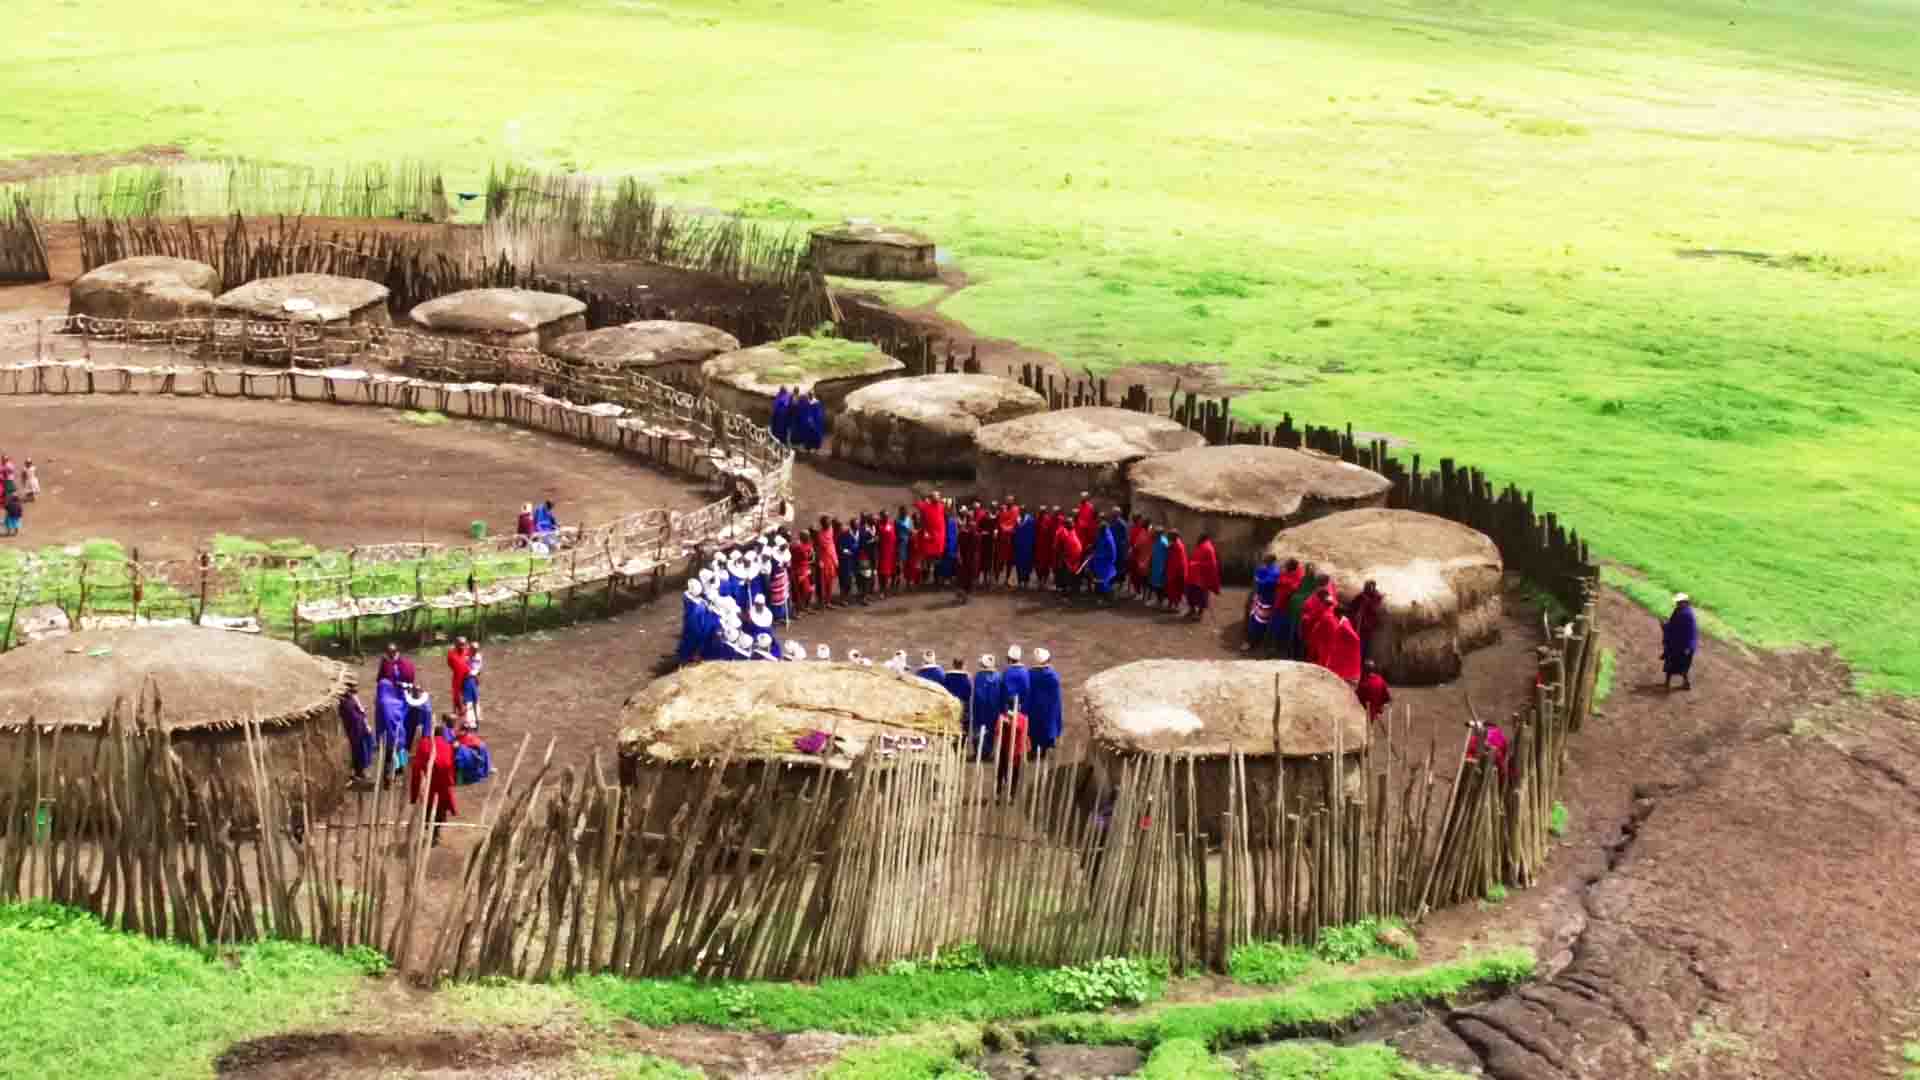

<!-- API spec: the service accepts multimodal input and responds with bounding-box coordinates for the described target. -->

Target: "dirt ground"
[0,394,712,559]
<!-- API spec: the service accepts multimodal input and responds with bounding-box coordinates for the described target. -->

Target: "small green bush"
[1227,940,1313,986]
[344,944,391,976]
[1140,1037,1233,1079]
[1549,802,1570,837]
[1314,918,1417,965]
[1040,956,1160,1012]
[1484,884,1510,904]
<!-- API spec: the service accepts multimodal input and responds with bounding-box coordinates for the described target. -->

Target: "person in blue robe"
[770,387,793,445]
[1012,511,1038,588]
[895,508,914,586]
[533,500,559,537]
[971,655,1004,760]
[1245,554,1283,652]
[1087,522,1120,597]
[374,677,408,777]
[747,595,780,659]
[1000,647,1031,735]
[1149,530,1171,607]
[941,658,972,737]
[339,686,374,783]
[806,397,827,450]
[1105,512,1130,582]
[1026,648,1064,756]
[916,649,945,686]
[403,685,434,748]
[678,581,712,665]
[938,514,960,582]
[1661,593,1698,690]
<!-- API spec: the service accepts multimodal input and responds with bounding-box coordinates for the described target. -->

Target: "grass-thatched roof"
[1265,508,1502,620]
[545,320,741,370]
[618,661,961,765]
[974,406,1206,467]
[702,338,903,397]
[1128,444,1390,519]
[0,627,349,733]
[409,287,586,333]
[214,273,389,322]
[1082,659,1368,758]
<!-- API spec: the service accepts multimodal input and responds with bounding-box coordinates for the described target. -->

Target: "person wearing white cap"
[915,649,944,686]
[971,654,1003,760]
[1028,648,1063,756]
[721,623,753,661]
[1001,646,1030,733]
[1661,593,1697,690]
[753,632,779,661]
[678,580,712,667]
[884,649,908,673]
[815,644,832,661]
[748,594,779,658]
[782,640,806,661]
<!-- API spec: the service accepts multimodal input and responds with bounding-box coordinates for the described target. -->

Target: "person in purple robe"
[770,387,793,445]
[338,684,374,784]
[1661,592,1698,690]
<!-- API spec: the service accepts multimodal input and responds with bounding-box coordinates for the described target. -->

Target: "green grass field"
[4,0,1917,688]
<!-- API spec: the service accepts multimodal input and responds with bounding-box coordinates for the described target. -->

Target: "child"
[21,459,38,502]
[463,645,485,727]
[2,491,20,537]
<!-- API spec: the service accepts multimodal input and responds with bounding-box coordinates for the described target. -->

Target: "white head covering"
[749,606,772,630]
[1034,648,1050,665]
[847,649,864,662]
[858,657,873,667]
[522,502,533,514]
[922,650,938,666]
[1673,593,1690,605]
[816,644,832,660]
[685,580,703,599]
[753,593,767,606]
[775,548,791,565]
[1007,645,1022,662]
[784,640,805,660]
[979,654,997,671]
[698,567,717,584]
[755,633,773,648]
[885,650,908,672]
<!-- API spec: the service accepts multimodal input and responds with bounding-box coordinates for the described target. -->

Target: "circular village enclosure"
[0,212,1601,989]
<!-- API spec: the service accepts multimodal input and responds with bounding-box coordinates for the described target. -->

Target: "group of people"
[769,388,828,451]
[336,641,493,840]
[513,499,562,547]
[1243,554,1396,729]
[0,454,40,537]
[722,493,1226,615]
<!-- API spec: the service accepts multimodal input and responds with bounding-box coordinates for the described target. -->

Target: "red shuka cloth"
[447,647,471,703]
[1054,524,1082,572]
[1187,540,1222,595]
[409,734,457,817]
[1163,539,1189,600]
[1073,500,1097,548]
[791,538,815,600]
[1035,514,1057,573]
[1355,671,1391,721]
[877,518,897,579]
[1326,616,1363,682]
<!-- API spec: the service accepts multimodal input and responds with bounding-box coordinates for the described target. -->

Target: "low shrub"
[1228,940,1313,986]
[1039,956,1162,1012]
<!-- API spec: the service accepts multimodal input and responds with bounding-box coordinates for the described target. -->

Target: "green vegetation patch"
[763,335,889,378]
[1141,1037,1234,1079]
[0,902,361,1080]
[1245,1041,1472,1078]
[1594,648,1617,705]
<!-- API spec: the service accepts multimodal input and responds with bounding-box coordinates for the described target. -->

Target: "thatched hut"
[1081,659,1369,838]
[974,407,1206,510]
[1266,509,1503,685]
[408,287,587,351]
[1127,445,1390,577]
[616,662,961,832]
[808,223,938,280]
[215,273,392,327]
[69,256,219,322]
[701,337,905,427]
[544,320,741,391]
[831,373,1047,476]
[0,627,353,814]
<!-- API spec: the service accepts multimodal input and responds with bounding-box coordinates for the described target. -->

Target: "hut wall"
[975,451,1131,512]
[705,368,900,428]
[417,312,588,353]
[808,236,938,281]
[831,411,979,477]
[1373,589,1504,685]
[1131,491,1390,580]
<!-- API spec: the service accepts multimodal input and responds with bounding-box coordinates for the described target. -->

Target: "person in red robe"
[1300,579,1334,663]
[994,498,1019,585]
[1355,660,1391,726]
[791,532,815,611]
[1035,508,1057,580]
[957,517,980,595]
[446,639,473,725]
[1326,613,1363,682]
[918,494,946,564]
[1053,518,1082,593]
[1350,579,1385,660]
[877,514,897,597]
[1466,721,1511,782]
[815,522,839,609]
[1127,517,1152,596]
[1184,534,1222,618]
[1073,495,1098,549]
[1162,531,1189,610]
[408,720,458,844]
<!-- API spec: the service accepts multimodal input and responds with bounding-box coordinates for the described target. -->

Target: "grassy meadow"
[2,0,1917,687]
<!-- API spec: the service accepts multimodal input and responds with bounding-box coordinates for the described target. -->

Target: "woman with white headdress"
[748,593,779,659]
[915,650,944,685]
[971,654,1003,760]
[883,649,909,673]
[768,542,792,625]
[815,643,832,661]
[752,632,779,661]
[678,580,714,667]
[1027,647,1063,757]
[782,639,806,661]
[721,623,754,661]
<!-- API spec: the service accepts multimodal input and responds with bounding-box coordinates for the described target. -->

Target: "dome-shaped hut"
[1127,445,1390,577]
[0,627,353,814]
[408,287,587,351]
[1081,659,1369,838]
[544,320,741,392]
[974,407,1206,510]
[807,223,938,281]
[701,337,904,427]
[1266,509,1503,685]
[214,273,391,327]
[69,256,219,323]
[831,373,1047,476]
[617,661,961,832]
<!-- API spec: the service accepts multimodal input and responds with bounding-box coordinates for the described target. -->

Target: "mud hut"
[408,287,587,351]
[974,406,1206,510]
[543,320,741,391]
[1127,445,1390,577]
[69,255,219,323]
[616,661,961,832]
[701,337,904,427]
[214,273,392,327]
[1266,509,1503,685]
[831,373,1047,476]
[0,627,353,814]
[1082,659,1369,838]
[807,223,938,280]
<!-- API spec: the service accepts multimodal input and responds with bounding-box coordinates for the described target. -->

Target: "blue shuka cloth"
[1026,666,1063,749]
[808,401,826,449]
[1106,519,1130,571]
[534,505,557,534]
[939,517,960,577]
[1662,605,1698,674]
[941,671,972,729]
[678,597,710,663]
[1088,526,1119,588]
[403,693,433,749]
[339,695,374,773]
[896,516,914,566]
[770,389,792,443]
[1012,515,1037,575]
[1000,663,1031,717]
[455,739,492,784]
[374,679,407,749]
[916,664,946,686]
[971,670,1004,755]
[1149,536,1170,589]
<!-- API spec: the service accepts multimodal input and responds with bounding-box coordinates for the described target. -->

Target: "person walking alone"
[1661,593,1698,690]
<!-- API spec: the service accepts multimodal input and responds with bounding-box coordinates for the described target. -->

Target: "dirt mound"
[68,255,218,322]
[831,372,1046,475]
[618,660,961,764]
[215,273,390,326]
[701,338,904,425]
[1082,658,1368,758]
[0,626,345,732]
[1268,509,1502,685]
[1128,445,1390,577]
[408,287,586,349]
